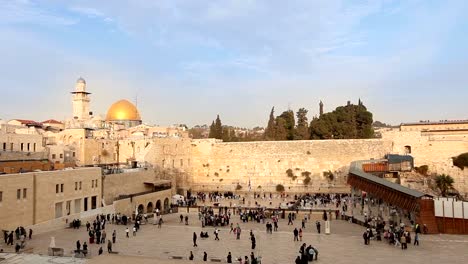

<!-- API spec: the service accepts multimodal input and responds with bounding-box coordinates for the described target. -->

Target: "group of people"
[2,227,32,253]
[296,243,319,263]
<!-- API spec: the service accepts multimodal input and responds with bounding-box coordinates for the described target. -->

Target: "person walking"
[125,227,129,238]
[158,217,163,228]
[28,229,33,240]
[82,242,88,257]
[414,232,420,246]
[214,228,220,241]
[299,228,303,241]
[107,240,112,253]
[98,247,103,255]
[180,214,184,223]
[203,252,208,261]
[132,226,137,236]
[193,232,198,247]
[185,215,189,225]
[76,240,81,252]
[316,221,321,234]
[251,234,256,250]
[189,251,194,260]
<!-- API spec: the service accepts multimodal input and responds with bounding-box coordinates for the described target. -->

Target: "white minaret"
[71,77,91,120]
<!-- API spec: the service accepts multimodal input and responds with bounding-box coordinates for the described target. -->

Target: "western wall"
[138,129,468,195]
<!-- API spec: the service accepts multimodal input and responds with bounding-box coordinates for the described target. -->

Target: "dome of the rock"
[106,99,141,122]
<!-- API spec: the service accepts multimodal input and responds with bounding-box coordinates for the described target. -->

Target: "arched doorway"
[156,200,161,211]
[164,198,169,210]
[147,202,153,213]
[137,204,144,214]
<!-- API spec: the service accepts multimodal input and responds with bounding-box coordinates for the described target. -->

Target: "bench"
[210,258,222,262]
[171,256,184,259]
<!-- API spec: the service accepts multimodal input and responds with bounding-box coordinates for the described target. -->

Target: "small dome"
[77,77,86,84]
[106,99,141,121]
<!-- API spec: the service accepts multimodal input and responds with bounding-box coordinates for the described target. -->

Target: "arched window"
[404,145,412,154]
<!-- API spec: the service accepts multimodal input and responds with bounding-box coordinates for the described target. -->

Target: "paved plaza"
[2,212,468,264]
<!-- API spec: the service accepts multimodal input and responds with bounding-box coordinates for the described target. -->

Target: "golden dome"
[106,99,141,121]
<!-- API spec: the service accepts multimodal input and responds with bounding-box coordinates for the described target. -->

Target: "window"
[60,154,63,158]
[72,152,76,157]
[27,143,30,151]
[2,143,5,150]
[10,143,13,151]
[52,154,56,159]
[0,191,3,202]
[17,189,21,200]
[60,184,64,193]
[172,159,175,168]
[79,181,82,190]
[75,182,78,191]
[20,143,24,151]
[404,145,412,154]
[91,180,94,188]
[23,188,27,199]
[56,184,59,193]
[95,179,98,188]
[33,143,36,152]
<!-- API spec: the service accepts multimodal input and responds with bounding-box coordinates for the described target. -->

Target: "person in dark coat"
[189,251,194,260]
[76,240,81,251]
[107,240,112,253]
[193,232,198,247]
[227,252,232,263]
[203,252,207,261]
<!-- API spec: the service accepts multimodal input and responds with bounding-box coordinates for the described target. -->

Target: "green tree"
[214,115,223,139]
[264,107,276,140]
[276,184,285,192]
[208,121,215,138]
[435,174,455,197]
[295,108,309,140]
[453,153,468,170]
[274,117,288,140]
[278,110,295,140]
[310,101,374,139]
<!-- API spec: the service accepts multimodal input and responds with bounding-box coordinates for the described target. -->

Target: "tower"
[319,100,324,116]
[71,77,91,120]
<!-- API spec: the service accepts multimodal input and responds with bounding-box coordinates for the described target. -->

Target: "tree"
[214,115,223,139]
[264,107,276,140]
[310,101,374,139]
[295,108,309,140]
[274,117,288,140]
[208,121,215,138]
[435,174,454,197]
[278,110,295,140]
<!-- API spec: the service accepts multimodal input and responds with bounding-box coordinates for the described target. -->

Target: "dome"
[77,77,86,84]
[106,99,141,121]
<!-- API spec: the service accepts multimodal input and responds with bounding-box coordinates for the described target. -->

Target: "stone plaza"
[2,211,467,264]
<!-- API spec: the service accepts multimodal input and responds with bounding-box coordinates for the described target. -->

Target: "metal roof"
[349,160,427,198]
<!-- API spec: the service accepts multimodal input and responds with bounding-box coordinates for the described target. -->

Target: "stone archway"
[137,204,144,214]
[147,202,153,213]
[156,200,161,211]
[164,198,169,210]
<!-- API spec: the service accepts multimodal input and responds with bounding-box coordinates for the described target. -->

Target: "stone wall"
[186,139,393,193]
[103,169,156,205]
[113,189,172,216]
[0,168,102,230]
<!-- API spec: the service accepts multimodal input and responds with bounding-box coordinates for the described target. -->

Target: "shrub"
[323,170,334,181]
[286,169,294,177]
[214,172,219,177]
[219,179,223,182]
[301,171,311,177]
[276,184,285,192]
[257,185,261,189]
[414,165,429,176]
[303,176,311,185]
[453,153,468,170]
[235,184,242,190]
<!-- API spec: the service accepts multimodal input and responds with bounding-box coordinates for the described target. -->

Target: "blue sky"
[1,0,467,127]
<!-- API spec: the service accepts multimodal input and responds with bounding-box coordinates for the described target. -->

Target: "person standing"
[28,229,33,240]
[293,228,299,241]
[112,230,116,243]
[193,232,198,247]
[125,227,129,238]
[299,228,303,241]
[98,247,103,255]
[185,215,189,225]
[82,242,88,257]
[76,240,81,252]
[203,252,208,261]
[180,214,184,223]
[316,221,321,234]
[214,228,220,241]
[251,234,256,250]
[227,252,232,263]
[107,240,112,253]
[189,251,194,260]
